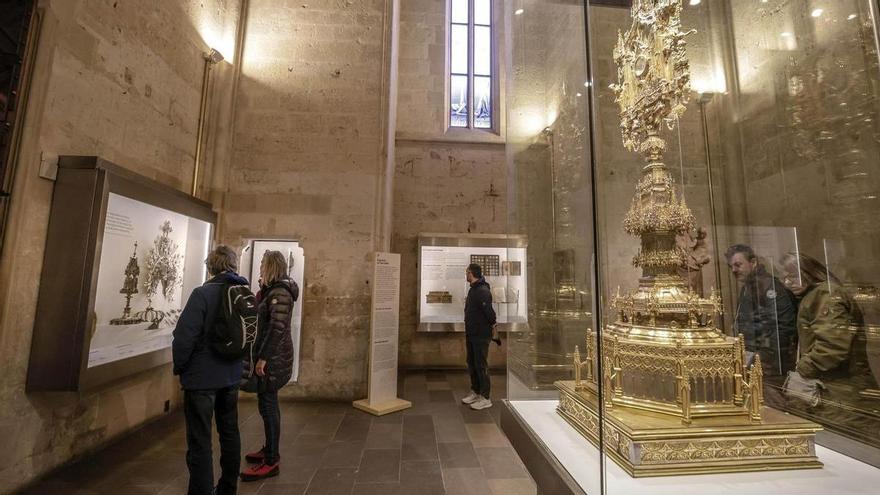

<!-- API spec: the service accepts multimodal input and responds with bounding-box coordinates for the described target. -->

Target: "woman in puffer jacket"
[240,250,299,482]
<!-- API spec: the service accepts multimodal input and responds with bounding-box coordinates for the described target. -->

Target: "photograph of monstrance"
[554,0,822,477]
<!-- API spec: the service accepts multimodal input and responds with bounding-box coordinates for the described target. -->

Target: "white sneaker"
[469,396,492,410]
[461,391,480,404]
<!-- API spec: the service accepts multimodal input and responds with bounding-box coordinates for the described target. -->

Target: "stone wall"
[393,0,509,369]
[0,0,242,491]
[218,0,389,398]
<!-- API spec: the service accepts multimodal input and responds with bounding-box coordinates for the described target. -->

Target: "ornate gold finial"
[610,0,693,155]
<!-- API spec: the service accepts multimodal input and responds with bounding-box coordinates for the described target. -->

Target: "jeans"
[258,390,281,464]
[466,336,491,398]
[184,386,241,495]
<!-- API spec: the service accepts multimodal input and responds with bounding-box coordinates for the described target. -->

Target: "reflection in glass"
[474,76,491,128]
[450,75,468,128]
[451,0,468,24]
[474,0,491,26]
[474,26,491,76]
[451,24,468,75]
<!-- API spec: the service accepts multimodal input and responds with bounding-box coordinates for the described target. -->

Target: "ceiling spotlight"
[689,0,701,5]
[584,81,591,87]
[205,48,224,64]
[576,92,582,97]
[848,13,857,20]
[515,8,524,15]
[811,8,823,18]
[780,32,793,37]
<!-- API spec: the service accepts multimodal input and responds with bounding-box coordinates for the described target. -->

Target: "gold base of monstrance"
[556,0,821,476]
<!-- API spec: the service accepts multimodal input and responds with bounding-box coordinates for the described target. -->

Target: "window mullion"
[468,0,475,129]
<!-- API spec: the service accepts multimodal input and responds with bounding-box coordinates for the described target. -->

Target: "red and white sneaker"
[240,462,280,482]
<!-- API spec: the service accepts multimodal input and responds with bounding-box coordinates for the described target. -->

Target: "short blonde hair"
[206,245,238,276]
[260,250,288,285]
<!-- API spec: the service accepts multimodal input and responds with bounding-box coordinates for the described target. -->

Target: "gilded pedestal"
[556,380,822,476]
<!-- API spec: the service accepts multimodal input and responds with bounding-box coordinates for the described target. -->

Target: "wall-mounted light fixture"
[191,48,225,197]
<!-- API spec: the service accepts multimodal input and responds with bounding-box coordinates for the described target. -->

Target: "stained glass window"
[449,0,493,130]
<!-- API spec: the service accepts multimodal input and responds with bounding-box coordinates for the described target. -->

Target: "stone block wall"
[0,0,242,491]
[219,0,388,399]
[393,0,509,369]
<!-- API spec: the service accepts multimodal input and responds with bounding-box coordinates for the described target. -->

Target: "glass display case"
[27,156,216,391]
[503,0,880,492]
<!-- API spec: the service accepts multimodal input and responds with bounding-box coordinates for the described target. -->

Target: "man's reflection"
[725,244,798,376]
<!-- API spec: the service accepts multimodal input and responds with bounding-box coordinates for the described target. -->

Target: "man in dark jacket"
[461,263,496,410]
[173,245,247,495]
[726,244,798,376]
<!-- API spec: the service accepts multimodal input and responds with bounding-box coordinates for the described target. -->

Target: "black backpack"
[207,283,259,360]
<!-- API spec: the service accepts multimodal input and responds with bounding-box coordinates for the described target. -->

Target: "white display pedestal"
[506,400,880,495]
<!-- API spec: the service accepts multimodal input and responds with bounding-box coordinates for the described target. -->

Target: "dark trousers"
[466,336,491,398]
[184,386,241,495]
[257,389,281,464]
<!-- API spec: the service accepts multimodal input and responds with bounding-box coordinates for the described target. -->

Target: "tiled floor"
[19,371,536,495]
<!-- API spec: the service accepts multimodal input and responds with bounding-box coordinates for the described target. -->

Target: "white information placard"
[354,252,411,415]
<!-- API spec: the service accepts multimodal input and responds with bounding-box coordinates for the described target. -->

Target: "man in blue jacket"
[461,263,496,411]
[173,245,248,495]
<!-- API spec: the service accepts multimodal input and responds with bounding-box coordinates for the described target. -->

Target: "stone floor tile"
[372,411,405,424]
[304,467,357,495]
[487,478,537,495]
[475,447,529,479]
[442,467,492,495]
[301,413,345,436]
[365,422,403,449]
[465,423,509,448]
[256,483,309,495]
[352,482,402,495]
[399,460,444,494]
[459,407,495,424]
[401,415,438,461]
[321,441,366,468]
[438,441,481,469]
[428,390,455,403]
[333,414,372,442]
[357,448,402,483]
[433,416,470,444]
[426,380,452,391]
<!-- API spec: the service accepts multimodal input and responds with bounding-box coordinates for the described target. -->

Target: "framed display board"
[27,156,216,392]
[239,239,305,383]
[418,233,528,332]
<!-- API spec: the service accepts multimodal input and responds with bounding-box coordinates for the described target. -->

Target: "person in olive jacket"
[240,250,299,482]
[461,263,496,411]
[781,253,872,388]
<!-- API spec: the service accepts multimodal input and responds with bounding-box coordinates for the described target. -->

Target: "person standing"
[461,263,496,411]
[240,250,299,481]
[172,245,248,495]
[725,244,798,376]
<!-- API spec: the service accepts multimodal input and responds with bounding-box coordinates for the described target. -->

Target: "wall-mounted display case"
[417,233,528,332]
[502,0,880,493]
[27,156,215,392]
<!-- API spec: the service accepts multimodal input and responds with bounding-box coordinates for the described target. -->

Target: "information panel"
[89,193,211,367]
[418,234,528,331]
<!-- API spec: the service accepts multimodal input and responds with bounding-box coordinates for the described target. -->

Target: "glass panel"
[450,24,468,75]
[474,76,491,128]
[474,25,491,76]
[450,74,468,128]
[505,0,600,492]
[474,0,491,26]
[587,0,880,490]
[451,0,468,24]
